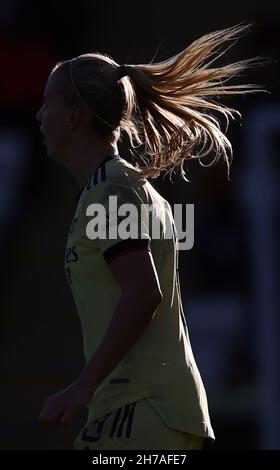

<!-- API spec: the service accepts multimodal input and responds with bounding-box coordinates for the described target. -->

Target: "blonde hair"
[52,24,266,180]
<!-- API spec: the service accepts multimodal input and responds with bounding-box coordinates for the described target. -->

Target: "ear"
[67,105,83,130]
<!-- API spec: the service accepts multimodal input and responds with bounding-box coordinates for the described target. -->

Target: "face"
[36,71,74,164]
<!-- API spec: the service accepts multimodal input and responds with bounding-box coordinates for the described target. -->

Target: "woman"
[36,24,261,450]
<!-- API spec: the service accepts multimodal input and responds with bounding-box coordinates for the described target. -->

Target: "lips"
[40,128,47,145]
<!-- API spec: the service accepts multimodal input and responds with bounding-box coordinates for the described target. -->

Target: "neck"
[65,137,119,189]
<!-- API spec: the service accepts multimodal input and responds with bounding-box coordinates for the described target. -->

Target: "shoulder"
[82,156,148,203]
[91,156,143,187]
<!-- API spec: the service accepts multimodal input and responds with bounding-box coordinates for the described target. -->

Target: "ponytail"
[121,23,266,180]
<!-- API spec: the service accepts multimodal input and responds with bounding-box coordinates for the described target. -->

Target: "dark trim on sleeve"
[103,239,151,264]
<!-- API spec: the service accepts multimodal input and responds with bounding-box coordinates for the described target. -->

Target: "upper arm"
[106,248,162,299]
[86,181,162,297]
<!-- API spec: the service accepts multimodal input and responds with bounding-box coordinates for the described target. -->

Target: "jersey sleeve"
[85,182,151,264]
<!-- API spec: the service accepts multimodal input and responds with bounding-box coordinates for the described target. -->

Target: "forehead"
[44,71,63,99]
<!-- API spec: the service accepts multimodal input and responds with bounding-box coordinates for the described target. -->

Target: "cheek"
[45,110,69,141]
[55,123,71,148]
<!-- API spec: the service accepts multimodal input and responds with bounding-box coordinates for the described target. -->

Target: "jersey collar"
[75,154,121,203]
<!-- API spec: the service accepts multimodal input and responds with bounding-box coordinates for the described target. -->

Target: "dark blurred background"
[0,0,279,450]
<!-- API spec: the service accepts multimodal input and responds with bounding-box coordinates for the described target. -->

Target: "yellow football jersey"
[65,154,214,440]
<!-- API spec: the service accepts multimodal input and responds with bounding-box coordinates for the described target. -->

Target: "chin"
[46,147,57,161]
[45,146,52,158]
